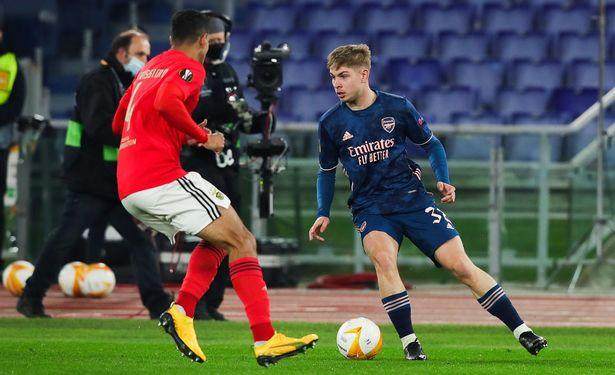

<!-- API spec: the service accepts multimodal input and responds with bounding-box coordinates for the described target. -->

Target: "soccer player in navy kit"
[308,44,547,360]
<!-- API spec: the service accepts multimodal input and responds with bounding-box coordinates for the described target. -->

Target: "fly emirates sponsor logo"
[348,138,395,166]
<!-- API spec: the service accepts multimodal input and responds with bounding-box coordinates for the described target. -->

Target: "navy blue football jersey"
[318,90,435,215]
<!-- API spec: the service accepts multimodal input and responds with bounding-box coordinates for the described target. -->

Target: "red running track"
[2,285,615,327]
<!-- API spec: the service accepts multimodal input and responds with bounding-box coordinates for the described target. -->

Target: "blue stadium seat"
[608,6,615,36]
[513,62,564,90]
[507,115,565,161]
[50,93,75,119]
[568,62,615,90]
[260,32,313,60]
[284,59,326,90]
[421,5,473,35]
[304,7,355,33]
[447,134,496,160]
[251,6,296,33]
[541,6,593,35]
[451,113,504,125]
[359,6,412,34]
[288,89,339,121]
[550,88,598,118]
[422,89,478,123]
[389,60,442,91]
[45,74,80,94]
[498,89,550,117]
[377,33,431,63]
[557,34,599,63]
[452,61,504,105]
[438,33,489,62]
[228,32,255,60]
[315,33,371,60]
[497,34,550,63]
[482,5,534,34]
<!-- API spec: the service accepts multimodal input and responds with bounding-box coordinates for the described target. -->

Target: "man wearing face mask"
[17,29,172,319]
[183,11,275,321]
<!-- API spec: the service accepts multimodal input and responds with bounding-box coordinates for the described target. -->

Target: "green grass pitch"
[0,319,614,374]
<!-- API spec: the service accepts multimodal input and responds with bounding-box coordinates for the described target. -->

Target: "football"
[58,261,89,297]
[336,317,383,360]
[2,260,34,296]
[81,263,115,298]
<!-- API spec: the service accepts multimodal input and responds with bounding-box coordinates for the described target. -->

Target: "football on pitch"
[2,260,34,296]
[81,263,115,298]
[337,317,383,360]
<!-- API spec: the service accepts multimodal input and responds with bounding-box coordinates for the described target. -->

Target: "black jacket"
[62,54,133,200]
[0,45,25,127]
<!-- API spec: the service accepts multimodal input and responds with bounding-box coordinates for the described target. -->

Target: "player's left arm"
[403,99,455,203]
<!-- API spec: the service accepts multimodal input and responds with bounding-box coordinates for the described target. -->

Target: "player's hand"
[309,216,330,242]
[198,119,210,131]
[201,131,225,154]
[437,182,456,203]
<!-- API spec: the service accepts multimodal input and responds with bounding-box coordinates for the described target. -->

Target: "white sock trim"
[254,341,267,347]
[513,323,532,340]
[400,333,418,348]
[175,304,186,316]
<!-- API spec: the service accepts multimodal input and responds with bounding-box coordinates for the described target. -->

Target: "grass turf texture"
[0,319,613,374]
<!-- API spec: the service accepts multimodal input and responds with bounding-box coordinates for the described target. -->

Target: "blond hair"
[326,44,371,71]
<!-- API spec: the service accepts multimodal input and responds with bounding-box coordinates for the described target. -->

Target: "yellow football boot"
[158,303,206,363]
[254,332,319,367]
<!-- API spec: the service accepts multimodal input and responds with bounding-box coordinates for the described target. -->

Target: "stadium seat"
[507,115,565,161]
[50,93,75,118]
[303,7,355,33]
[568,62,615,91]
[420,5,473,35]
[251,5,296,33]
[498,89,550,117]
[512,61,564,91]
[451,61,504,105]
[358,6,412,34]
[315,33,371,60]
[446,134,496,160]
[557,34,600,63]
[422,88,478,123]
[228,31,255,60]
[541,6,593,35]
[260,32,313,60]
[437,33,489,62]
[377,33,431,64]
[550,88,598,118]
[482,5,534,35]
[288,89,339,121]
[284,59,327,90]
[388,60,442,91]
[496,34,550,63]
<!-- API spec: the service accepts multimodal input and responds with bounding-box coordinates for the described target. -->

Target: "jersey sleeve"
[318,120,338,171]
[403,98,433,146]
[162,64,205,101]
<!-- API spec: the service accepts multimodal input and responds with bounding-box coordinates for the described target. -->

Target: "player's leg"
[191,205,318,366]
[434,236,548,355]
[359,215,426,361]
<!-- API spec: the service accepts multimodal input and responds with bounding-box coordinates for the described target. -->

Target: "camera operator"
[17,29,172,318]
[183,11,274,320]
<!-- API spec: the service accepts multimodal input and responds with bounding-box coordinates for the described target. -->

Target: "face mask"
[206,43,227,62]
[123,56,145,76]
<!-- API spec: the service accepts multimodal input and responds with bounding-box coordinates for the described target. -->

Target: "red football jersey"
[112,49,208,199]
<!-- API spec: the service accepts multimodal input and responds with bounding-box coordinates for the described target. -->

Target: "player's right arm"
[309,121,338,242]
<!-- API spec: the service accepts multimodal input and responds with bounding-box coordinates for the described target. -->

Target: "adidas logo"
[342,131,354,141]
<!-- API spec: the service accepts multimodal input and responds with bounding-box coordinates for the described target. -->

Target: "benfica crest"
[381,117,395,133]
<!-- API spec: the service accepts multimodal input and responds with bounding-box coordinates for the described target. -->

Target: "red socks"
[176,242,226,318]
[230,257,275,342]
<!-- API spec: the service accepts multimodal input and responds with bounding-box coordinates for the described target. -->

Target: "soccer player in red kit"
[111,10,317,367]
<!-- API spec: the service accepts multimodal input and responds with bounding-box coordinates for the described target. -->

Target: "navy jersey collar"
[343,90,381,116]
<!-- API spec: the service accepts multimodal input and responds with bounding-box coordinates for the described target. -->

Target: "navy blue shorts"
[353,204,459,267]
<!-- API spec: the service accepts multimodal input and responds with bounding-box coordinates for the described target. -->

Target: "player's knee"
[229,227,256,258]
[450,261,479,286]
[368,249,398,275]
